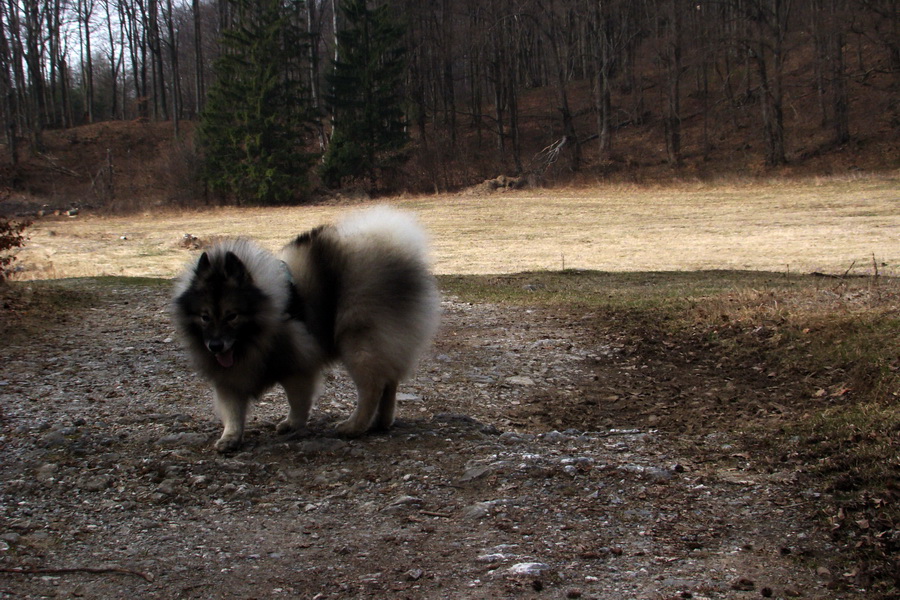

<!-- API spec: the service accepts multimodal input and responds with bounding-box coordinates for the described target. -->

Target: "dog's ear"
[223,251,251,284]
[196,252,212,274]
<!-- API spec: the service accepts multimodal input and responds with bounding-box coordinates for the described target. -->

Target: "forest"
[1,0,899,200]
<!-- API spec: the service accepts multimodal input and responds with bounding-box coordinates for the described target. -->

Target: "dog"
[172,206,440,452]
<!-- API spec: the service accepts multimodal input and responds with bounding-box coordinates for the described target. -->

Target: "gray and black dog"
[172,207,440,452]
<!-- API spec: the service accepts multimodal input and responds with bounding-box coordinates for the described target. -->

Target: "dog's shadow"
[217,414,426,455]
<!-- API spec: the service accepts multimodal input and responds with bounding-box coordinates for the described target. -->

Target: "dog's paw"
[334,419,367,438]
[276,419,310,439]
[214,435,242,453]
[275,418,300,435]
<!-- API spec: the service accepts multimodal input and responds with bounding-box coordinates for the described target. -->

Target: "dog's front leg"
[213,387,249,452]
[276,372,319,436]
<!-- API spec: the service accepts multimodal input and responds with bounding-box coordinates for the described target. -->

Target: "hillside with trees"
[0,0,898,207]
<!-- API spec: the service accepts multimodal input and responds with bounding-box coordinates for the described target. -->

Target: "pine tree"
[198,0,318,205]
[322,0,409,190]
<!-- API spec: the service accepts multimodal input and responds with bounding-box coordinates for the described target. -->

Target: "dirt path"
[0,282,855,599]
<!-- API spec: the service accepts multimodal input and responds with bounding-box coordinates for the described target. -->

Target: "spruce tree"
[198,0,317,205]
[322,0,409,190]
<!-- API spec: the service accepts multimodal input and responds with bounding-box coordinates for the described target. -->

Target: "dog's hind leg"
[336,333,405,436]
[213,388,249,453]
[374,380,399,430]
[277,372,319,435]
[335,378,382,436]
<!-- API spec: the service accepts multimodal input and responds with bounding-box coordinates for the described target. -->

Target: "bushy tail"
[335,206,431,260]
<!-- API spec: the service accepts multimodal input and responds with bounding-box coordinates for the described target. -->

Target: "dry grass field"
[12,174,900,280]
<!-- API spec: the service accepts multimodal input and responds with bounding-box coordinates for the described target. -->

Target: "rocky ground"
[0,281,863,599]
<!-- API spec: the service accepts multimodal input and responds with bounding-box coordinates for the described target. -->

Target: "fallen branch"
[36,152,82,178]
[0,566,154,582]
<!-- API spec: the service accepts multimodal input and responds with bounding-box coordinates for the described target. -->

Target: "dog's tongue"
[216,350,234,368]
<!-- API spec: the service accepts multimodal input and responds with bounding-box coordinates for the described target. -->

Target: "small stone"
[383,495,423,512]
[36,463,59,481]
[731,577,755,591]
[461,502,491,520]
[41,431,67,447]
[406,568,424,581]
[82,476,113,492]
[566,589,583,599]
[543,430,566,443]
[156,432,207,447]
[459,466,492,483]
[476,553,508,564]
[298,438,347,454]
[157,479,179,496]
[1,533,21,545]
[505,376,535,386]
[507,562,551,576]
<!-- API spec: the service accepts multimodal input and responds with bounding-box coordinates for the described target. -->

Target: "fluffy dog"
[172,207,440,452]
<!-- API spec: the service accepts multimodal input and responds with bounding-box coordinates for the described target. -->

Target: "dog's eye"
[200,313,211,324]
[225,313,239,324]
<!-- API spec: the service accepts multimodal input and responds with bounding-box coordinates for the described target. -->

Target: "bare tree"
[192,0,204,114]
[738,0,792,166]
[101,0,122,119]
[20,0,46,146]
[661,0,685,167]
[163,0,180,133]
[147,0,167,120]
[76,0,96,123]
[0,0,18,163]
[538,0,581,172]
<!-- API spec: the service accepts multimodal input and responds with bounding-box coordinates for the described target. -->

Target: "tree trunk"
[748,0,790,167]
[307,0,325,149]
[148,0,168,120]
[21,0,45,148]
[0,1,18,164]
[592,2,613,157]
[543,0,580,172]
[665,0,683,167]
[192,0,204,115]
[79,0,95,123]
[829,0,849,145]
[164,0,180,135]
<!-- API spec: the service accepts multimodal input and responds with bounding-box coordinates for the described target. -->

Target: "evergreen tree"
[198,0,318,205]
[322,0,409,190]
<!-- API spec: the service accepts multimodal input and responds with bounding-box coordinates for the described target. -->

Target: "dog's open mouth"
[215,350,235,368]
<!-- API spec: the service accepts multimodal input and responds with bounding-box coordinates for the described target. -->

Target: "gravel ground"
[0,282,859,599]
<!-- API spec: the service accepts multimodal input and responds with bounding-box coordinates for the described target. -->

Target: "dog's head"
[176,250,266,368]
